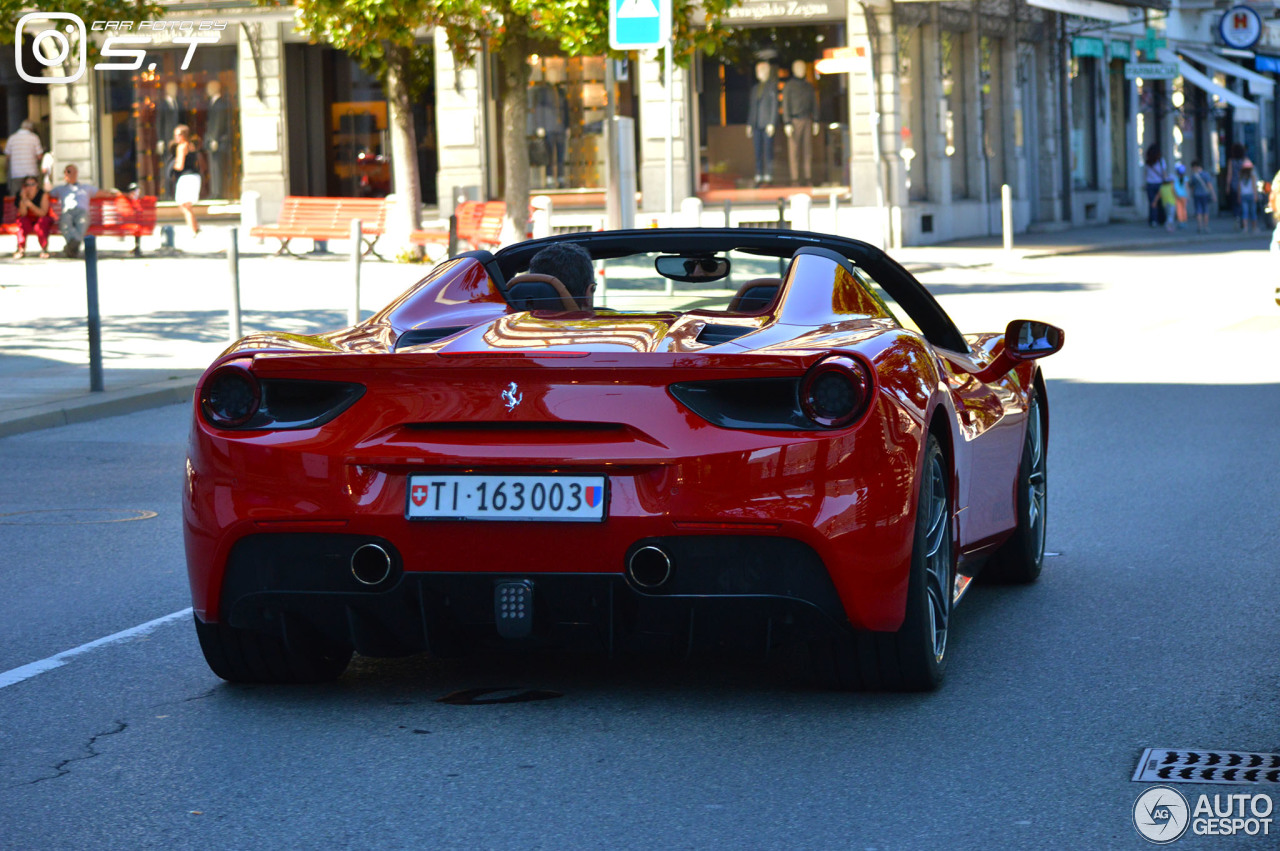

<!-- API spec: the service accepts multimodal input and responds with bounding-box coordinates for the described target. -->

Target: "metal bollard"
[228,227,242,342]
[723,199,732,229]
[1001,184,1014,252]
[349,218,363,327]
[84,235,103,392]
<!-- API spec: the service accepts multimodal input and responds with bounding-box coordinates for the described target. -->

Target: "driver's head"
[528,242,595,309]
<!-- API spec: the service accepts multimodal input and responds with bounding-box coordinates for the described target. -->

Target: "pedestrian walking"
[1189,161,1216,233]
[4,120,44,195]
[1144,145,1169,227]
[48,163,112,259]
[1225,143,1246,229]
[1158,177,1178,232]
[1173,164,1189,229]
[1269,168,1280,253]
[1238,159,1257,234]
[170,125,202,236]
[11,175,53,258]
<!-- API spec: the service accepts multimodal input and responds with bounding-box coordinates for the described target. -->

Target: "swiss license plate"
[406,474,607,522]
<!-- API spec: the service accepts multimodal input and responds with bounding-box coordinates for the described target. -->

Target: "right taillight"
[799,355,873,429]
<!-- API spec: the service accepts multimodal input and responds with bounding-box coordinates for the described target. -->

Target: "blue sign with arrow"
[610,0,671,50]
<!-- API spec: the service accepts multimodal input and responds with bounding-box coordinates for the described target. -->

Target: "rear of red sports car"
[184,231,1060,690]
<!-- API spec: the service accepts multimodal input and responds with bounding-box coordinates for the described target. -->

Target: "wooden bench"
[2,194,158,256]
[410,200,510,254]
[250,196,388,258]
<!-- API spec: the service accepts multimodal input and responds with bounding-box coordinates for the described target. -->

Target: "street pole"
[665,44,674,226]
[227,227,242,343]
[349,218,363,327]
[665,44,675,297]
[83,235,103,392]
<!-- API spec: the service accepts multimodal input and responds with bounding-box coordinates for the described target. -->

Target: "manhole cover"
[1134,749,1280,784]
[0,509,158,525]
[436,687,563,706]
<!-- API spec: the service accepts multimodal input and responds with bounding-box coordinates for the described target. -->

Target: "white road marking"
[0,608,192,690]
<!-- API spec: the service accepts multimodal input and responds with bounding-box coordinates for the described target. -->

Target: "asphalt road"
[1,238,1277,849]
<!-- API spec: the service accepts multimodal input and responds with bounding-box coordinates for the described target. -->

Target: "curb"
[0,377,199,439]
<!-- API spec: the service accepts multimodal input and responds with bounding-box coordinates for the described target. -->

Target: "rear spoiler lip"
[219,349,844,377]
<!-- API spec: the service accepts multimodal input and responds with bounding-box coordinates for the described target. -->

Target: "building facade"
[10,0,1279,247]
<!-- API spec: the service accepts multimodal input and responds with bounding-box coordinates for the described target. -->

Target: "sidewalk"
[1,219,1266,438]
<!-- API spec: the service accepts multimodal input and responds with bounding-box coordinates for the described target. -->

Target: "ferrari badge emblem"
[502,381,523,411]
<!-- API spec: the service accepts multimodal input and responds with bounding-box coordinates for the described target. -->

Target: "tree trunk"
[384,42,422,251]
[499,26,532,243]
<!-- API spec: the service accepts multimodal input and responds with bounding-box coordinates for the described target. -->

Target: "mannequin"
[156,81,185,200]
[782,59,819,185]
[746,61,777,186]
[528,81,568,188]
[204,80,230,199]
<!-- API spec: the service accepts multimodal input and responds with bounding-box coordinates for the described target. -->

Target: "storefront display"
[100,45,240,200]
[526,54,608,190]
[697,23,850,193]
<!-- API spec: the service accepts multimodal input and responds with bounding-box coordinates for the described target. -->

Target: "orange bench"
[3,194,157,255]
[250,196,388,258]
[410,200,512,254]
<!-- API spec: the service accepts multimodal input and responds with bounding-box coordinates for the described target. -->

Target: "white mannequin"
[784,61,820,138]
[745,61,775,140]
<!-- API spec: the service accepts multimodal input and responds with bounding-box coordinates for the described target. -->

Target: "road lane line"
[0,608,192,690]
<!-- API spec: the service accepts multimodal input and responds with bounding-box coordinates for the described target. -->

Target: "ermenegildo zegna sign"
[692,0,848,25]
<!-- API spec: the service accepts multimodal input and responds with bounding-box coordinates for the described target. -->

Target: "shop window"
[695,24,850,193]
[980,36,1005,197]
[900,26,928,202]
[526,53,609,191]
[941,31,969,199]
[327,56,390,197]
[100,45,240,200]
[1070,57,1098,190]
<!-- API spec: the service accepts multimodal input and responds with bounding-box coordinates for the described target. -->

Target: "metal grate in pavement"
[1134,748,1280,784]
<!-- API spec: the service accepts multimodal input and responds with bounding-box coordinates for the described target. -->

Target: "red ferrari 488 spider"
[184,229,1062,691]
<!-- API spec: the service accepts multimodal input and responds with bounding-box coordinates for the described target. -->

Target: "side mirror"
[971,319,1064,382]
[1005,319,1064,360]
[655,254,731,283]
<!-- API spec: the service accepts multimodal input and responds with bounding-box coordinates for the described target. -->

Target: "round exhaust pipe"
[351,543,392,586]
[628,545,672,589]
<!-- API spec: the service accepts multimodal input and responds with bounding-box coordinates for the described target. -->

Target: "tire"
[813,435,953,691]
[982,390,1047,584]
[194,615,352,684]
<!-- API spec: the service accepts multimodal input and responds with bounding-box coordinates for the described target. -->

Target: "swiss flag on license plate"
[411,484,429,507]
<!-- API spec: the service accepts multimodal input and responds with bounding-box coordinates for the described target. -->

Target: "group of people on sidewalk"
[5,121,203,260]
[1143,143,1278,236]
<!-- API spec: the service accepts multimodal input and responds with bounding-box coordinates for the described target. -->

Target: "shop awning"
[1160,49,1260,123]
[1025,0,1143,23]
[1178,47,1274,99]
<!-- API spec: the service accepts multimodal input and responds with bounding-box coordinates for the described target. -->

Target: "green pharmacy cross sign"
[1135,27,1166,61]
[610,0,672,50]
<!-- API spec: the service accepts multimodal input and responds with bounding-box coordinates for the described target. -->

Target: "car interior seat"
[727,277,783,313]
[504,273,583,312]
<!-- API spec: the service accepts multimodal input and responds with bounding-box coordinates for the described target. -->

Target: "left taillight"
[199,364,364,431]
